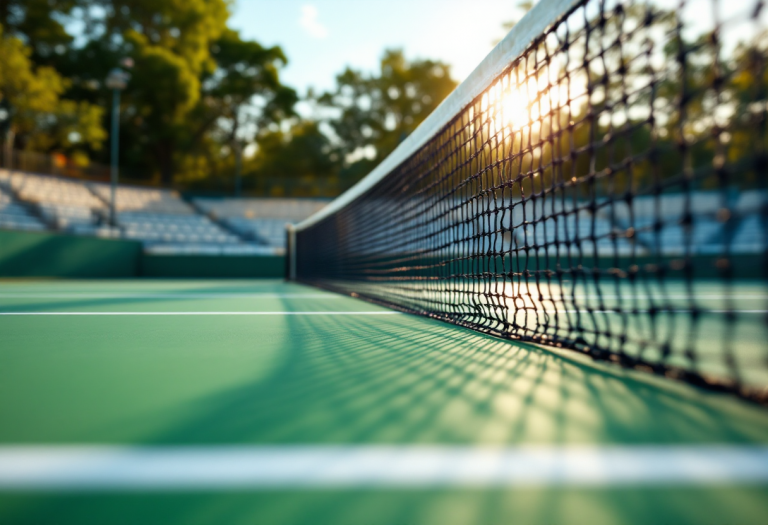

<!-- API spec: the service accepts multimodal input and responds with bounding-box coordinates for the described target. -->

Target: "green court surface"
[1,279,767,524]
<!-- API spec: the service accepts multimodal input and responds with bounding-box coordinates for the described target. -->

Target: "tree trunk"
[156,141,175,186]
[230,106,242,197]
[234,140,242,197]
[4,129,14,171]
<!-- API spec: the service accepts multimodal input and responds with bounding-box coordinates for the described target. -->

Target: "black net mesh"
[294,0,768,403]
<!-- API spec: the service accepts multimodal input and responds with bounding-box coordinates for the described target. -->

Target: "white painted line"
[551,310,768,314]
[0,309,764,316]
[0,293,341,299]
[0,445,767,490]
[450,309,767,315]
[463,293,768,301]
[565,295,767,300]
[0,311,402,316]
[708,310,768,314]
[0,293,763,301]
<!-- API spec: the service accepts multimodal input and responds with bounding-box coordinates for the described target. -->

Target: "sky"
[229,0,526,97]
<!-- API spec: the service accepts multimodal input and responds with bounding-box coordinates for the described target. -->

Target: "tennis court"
[0,278,767,524]
[2,0,768,522]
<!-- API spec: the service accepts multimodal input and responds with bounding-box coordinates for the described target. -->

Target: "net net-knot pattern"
[294,0,768,403]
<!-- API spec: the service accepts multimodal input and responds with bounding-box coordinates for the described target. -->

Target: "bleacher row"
[0,168,764,258]
[493,190,765,257]
[0,169,327,254]
[0,185,46,232]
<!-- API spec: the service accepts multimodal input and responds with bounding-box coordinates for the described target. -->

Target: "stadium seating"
[0,171,248,250]
[451,191,765,258]
[89,184,194,215]
[0,184,47,231]
[1,168,762,257]
[731,216,764,253]
[117,212,240,244]
[194,198,328,248]
[0,169,107,234]
[87,183,255,251]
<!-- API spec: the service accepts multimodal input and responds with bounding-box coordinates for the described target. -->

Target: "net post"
[285,224,297,281]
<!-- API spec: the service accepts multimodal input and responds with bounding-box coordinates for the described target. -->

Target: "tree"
[0,0,78,65]
[246,120,341,196]
[196,28,298,194]
[0,24,105,157]
[123,29,207,183]
[99,0,231,183]
[317,49,457,181]
[3,0,299,187]
[46,0,298,185]
[721,33,768,189]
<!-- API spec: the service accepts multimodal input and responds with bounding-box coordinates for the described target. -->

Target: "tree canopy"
[317,49,457,182]
[0,23,105,158]
[0,2,459,192]
[0,0,764,197]
[0,0,299,185]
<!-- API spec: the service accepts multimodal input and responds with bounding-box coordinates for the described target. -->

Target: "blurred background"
[0,0,527,278]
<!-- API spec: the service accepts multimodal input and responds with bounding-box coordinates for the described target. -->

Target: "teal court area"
[0,279,767,524]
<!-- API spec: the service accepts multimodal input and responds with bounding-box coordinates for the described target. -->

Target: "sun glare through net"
[291,0,768,403]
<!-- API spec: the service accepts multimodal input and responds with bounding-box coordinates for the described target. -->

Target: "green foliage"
[0,0,78,63]
[0,24,105,154]
[725,33,768,187]
[28,99,107,152]
[318,49,457,170]
[0,30,64,112]
[129,32,201,123]
[103,0,232,182]
[239,49,459,195]
[206,28,297,124]
[107,0,229,76]
[251,121,339,181]
[2,2,460,192]
[27,0,299,184]
[190,28,298,190]
[2,0,765,198]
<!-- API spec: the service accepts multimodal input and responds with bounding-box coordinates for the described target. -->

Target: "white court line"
[494,294,768,300]
[0,294,764,301]
[0,311,402,316]
[448,309,767,314]
[578,310,765,314]
[0,293,341,299]
[1,445,767,490]
[545,310,768,314]
[0,310,765,316]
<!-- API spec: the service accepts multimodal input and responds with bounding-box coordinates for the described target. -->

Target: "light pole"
[105,68,130,227]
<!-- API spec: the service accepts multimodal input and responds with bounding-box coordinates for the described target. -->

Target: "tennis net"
[289,0,768,403]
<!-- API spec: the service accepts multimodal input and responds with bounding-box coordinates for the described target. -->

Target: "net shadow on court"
[3,306,768,524]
